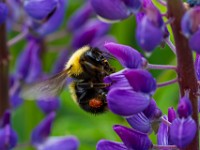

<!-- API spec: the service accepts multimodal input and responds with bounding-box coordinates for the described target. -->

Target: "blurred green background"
[9,0,178,149]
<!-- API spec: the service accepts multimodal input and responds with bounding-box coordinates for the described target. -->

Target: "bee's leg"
[77,82,111,89]
[80,61,109,76]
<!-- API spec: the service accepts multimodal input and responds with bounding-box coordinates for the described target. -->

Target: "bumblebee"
[21,46,115,114]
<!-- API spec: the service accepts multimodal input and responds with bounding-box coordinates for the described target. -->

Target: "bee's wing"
[21,70,68,100]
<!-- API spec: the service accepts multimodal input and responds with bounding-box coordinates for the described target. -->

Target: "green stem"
[166,0,199,149]
[0,2,9,117]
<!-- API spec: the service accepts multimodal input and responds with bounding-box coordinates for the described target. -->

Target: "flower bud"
[177,95,192,118]
[168,107,176,122]
[181,6,200,53]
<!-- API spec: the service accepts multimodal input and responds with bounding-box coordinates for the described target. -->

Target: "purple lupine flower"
[0,2,8,25]
[31,112,56,145]
[10,83,23,108]
[104,42,143,69]
[157,115,169,146]
[126,99,162,133]
[136,0,167,52]
[126,112,151,133]
[157,108,175,146]
[104,43,156,116]
[26,43,42,83]
[97,125,152,150]
[0,110,18,150]
[0,110,10,127]
[37,136,79,150]
[6,0,21,30]
[37,98,60,114]
[143,99,161,119]
[67,2,93,33]
[23,0,57,20]
[26,0,67,36]
[0,125,18,150]
[169,117,197,148]
[25,41,42,83]
[15,39,36,80]
[36,0,67,36]
[11,37,43,107]
[71,19,110,49]
[124,69,156,95]
[91,0,141,22]
[31,112,79,150]
[181,6,200,53]
[169,95,197,148]
[105,69,156,116]
[107,87,151,116]
[104,69,131,91]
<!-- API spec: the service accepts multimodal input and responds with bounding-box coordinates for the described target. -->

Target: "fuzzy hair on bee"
[21,46,115,114]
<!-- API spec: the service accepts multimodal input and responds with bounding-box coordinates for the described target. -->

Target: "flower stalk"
[167,0,199,149]
[0,0,9,118]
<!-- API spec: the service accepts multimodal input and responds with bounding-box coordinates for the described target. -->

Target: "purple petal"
[25,42,42,83]
[71,19,110,49]
[31,112,56,145]
[0,110,10,127]
[15,40,36,80]
[67,2,93,32]
[136,16,163,52]
[189,29,200,53]
[37,136,79,150]
[97,140,127,150]
[114,125,152,149]
[169,117,197,148]
[123,0,141,14]
[52,49,69,74]
[181,7,200,37]
[10,90,23,108]
[0,125,18,150]
[143,99,157,119]
[195,54,200,80]
[124,69,156,95]
[107,88,151,116]
[24,0,57,20]
[37,98,60,114]
[36,0,67,36]
[126,112,151,133]
[104,69,131,91]
[10,79,23,108]
[168,107,176,123]
[177,95,192,118]
[91,0,130,21]
[0,2,8,25]
[157,115,169,145]
[104,42,143,68]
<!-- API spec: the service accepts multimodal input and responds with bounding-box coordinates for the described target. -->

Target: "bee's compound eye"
[89,99,103,108]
